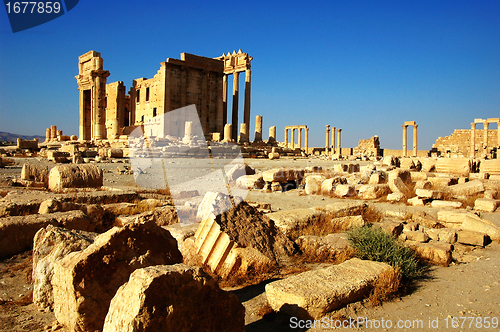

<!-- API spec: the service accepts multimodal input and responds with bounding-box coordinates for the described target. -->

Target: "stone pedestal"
[254,115,262,142]
[269,126,276,143]
[223,124,233,142]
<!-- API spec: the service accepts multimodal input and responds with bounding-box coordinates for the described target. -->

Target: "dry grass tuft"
[361,205,381,223]
[368,267,402,307]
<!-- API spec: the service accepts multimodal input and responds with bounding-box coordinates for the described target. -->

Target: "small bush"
[346,225,424,280]
[368,267,402,307]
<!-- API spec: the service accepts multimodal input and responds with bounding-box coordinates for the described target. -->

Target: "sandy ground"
[1,156,500,331]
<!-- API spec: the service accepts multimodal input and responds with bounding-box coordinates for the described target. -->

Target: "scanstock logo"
[3,0,79,33]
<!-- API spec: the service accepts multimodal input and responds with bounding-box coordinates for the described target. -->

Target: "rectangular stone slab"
[265,258,391,319]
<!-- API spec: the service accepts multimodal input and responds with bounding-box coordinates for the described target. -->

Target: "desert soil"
[1,157,499,331]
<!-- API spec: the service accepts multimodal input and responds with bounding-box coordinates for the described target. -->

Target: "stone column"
[331,126,336,154]
[254,115,262,142]
[291,128,296,149]
[325,125,330,154]
[269,126,276,143]
[223,123,232,142]
[94,75,105,140]
[412,124,418,157]
[402,125,408,157]
[243,69,251,136]
[305,127,309,154]
[298,128,302,150]
[337,128,342,156]
[284,128,288,148]
[231,72,239,140]
[483,120,489,149]
[50,125,57,141]
[497,121,500,158]
[222,74,228,126]
[45,128,51,142]
[57,130,63,141]
[185,121,193,137]
[470,122,476,158]
[239,123,248,143]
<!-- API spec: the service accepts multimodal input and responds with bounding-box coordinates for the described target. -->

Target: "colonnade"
[325,125,342,155]
[284,125,309,152]
[470,118,500,158]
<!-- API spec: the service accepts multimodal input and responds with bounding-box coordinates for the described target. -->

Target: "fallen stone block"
[320,176,347,195]
[416,188,443,200]
[0,210,93,258]
[196,191,233,222]
[402,230,429,242]
[437,210,480,229]
[383,209,411,220]
[102,264,245,332]
[334,184,356,197]
[388,177,411,197]
[21,163,49,184]
[447,179,485,197]
[461,216,500,241]
[48,164,103,191]
[318,201,367,218]
[387,192,406,203]
[267,208,324,235]
[408,196,425,206]
[410,171,429,182]
[408,241,452,266]
[414,180,432,190]
[296,233,351,261]
[424,227,456,244]
[428,176,457,189]
[330,215,365,231]
[373,219,404,237]
[265,258,392,319]
[435,157,473,176]
[52,221,183,332]
[226,163,255,182]
[358,184,390,200]
[412,211,441,228]
[164,223,202,266]
[474,198,499,212]
[480,159,500,175]
[32,225,96,312]
[236,174,264,189]
[430,200,463,209]
[388,169,412,186]
[368,172,386,184]
[457,230,488,247]
[304,175,325,195]
[262,168,304,182]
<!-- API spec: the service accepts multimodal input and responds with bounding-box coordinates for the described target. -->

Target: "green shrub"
[346,225,424,279]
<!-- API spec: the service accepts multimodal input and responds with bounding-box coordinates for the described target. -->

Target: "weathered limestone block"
[474,198,499,212]
[388,169,412,186]
[428,176,457,189]
[265,258,392,319]
[304,175,325,195]
[479,159,500,175]
[461,216,500,241]
[416,188,443,200]
[407,241,452,266]
[382,155,399,167]
[47,150,70,163]
[410,171,429,182]
[457,230,488,246]
[319,201,367,218]
[435,158,472,176]
[107,148,123,158]
[52,221,183,332]
[194,201,296,280]
[402,230,429,243]
[267,208,324,235]
[226,163,255,182]
[196,191,233,222]
[262,168,304,182]
[387,192,406,202]
[447,179,485,197]
[320,176,347,195]
[368,172,386,184]
[334,184,356,197]
[33,225,96,312]
[373,219,404,237]
[21,163,49,184]
[430,200,463,209]
[414,180,432,190]
[420,158,436,172]
[48,164,103,191]
[236,174,264,189]
[358,184,390,200]
[388,177,411,198]
[102,264,245,332]
[424,227,457,244]
[330,215,365,231]
[296,233,350,261]
[411,211,440,228]
[437,210,480,229]
[0,210,93,258]
[407,196,425,206]
[268,151,280,159]
[333,164,348,173]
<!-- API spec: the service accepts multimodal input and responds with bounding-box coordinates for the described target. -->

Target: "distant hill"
[0,132,45,145]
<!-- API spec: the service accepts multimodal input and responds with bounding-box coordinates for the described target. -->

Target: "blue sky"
[0,1,499,150]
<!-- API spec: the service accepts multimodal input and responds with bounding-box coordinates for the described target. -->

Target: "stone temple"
[75,50,252,141]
